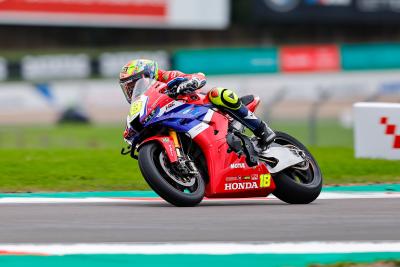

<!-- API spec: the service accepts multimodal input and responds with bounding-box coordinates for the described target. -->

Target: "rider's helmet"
[119,59,159,103]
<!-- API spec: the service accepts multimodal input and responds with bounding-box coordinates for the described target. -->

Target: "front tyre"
[138,142,205,207]
[272,132,323,204]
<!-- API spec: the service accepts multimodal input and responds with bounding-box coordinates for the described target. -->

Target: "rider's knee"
[208,87,241,110]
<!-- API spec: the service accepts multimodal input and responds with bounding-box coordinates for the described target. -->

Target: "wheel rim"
[153,149,201,194]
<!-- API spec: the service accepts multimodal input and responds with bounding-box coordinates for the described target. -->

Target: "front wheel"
[138,142,205,207]
[271,131,323,204]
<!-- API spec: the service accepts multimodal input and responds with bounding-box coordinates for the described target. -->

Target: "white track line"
[0,192,398,204]
[0,242,400,255]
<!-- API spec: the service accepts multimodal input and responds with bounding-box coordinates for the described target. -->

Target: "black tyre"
[271,131,323,204]
[138,142,205,207]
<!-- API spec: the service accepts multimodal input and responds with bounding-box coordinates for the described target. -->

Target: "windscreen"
[132,78,155,100]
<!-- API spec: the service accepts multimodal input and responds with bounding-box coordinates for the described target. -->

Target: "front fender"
[138,136,178,163]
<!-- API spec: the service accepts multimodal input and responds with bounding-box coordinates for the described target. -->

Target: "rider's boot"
[253,121,276,150]
[231,104,276,150]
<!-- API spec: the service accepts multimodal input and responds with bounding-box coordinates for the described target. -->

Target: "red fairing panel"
[140,136,178,163]
[192,110,276,198]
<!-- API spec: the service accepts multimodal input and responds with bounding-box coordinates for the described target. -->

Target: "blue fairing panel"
[145,104,211,133]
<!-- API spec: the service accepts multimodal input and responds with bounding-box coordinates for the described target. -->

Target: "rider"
[119,59,276,149]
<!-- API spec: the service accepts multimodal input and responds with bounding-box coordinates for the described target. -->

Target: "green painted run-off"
[1,252,399,267]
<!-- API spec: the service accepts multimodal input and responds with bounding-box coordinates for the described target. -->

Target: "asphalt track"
[0,197,399,243]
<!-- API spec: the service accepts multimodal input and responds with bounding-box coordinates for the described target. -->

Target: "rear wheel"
[138,142,205,207]
[271,131,323,204]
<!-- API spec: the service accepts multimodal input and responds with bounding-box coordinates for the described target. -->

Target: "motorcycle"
[121,78,323,207]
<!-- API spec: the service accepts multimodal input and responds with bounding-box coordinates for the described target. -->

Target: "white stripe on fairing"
[203,109,214,123]
[0,192,399,204]
[139,95,149,118]
[188,122,210,138]
[0,242,400,255]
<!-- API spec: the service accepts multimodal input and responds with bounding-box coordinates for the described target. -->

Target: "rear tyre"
[271,131,323,204]
[138,142,205,207]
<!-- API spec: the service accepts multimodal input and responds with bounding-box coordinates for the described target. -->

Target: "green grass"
[311,147,400,184]
[0,122,398,192]
[271,119,354,147]
[0,148,148,192]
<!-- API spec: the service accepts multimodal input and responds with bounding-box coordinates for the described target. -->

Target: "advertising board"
[280,45,340,73]
[0,0,229,29]
[254,0,400,23]
[21,54,91,80]
[174,48,278,75]
[354,102,400,160]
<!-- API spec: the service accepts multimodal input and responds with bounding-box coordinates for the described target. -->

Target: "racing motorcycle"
[121,78,323,207]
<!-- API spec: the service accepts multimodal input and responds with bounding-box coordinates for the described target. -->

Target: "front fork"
[169,129,199,176]
[169,129,183,158]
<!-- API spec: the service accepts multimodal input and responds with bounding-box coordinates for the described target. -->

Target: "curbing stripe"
[0,191,399,204]
[0,184,398,199]
[0,242,399,255]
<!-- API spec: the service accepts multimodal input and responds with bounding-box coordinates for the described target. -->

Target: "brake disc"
[159,153,196,187]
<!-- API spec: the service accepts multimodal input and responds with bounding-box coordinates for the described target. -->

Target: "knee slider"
[209,87,241,110]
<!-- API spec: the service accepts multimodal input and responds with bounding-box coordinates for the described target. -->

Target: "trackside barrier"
[354,102,400,160]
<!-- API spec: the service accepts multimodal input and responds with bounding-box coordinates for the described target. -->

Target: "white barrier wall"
[354,102,400,160]
[0,58,7,81]
[0,71,400,124]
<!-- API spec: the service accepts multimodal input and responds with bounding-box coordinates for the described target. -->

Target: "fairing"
[133,78,276,198]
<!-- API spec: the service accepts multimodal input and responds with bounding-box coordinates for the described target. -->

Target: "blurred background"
[0,0,400,190]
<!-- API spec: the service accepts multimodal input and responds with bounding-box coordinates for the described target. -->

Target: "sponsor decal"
[129,100,142,116]
[168,144,175,157]
[224,182,259,191]
[165,102,176,112]
[162,137,170,143]
[380,117,400,149]
[143,109,156,124]
[280,45,340,73]
[251,174,259,181]
[243,176,251,180]
[230,163,246,169]
[225,176,238,182]
[306,0,351,6]
[260,174,271,188]
[264,0,300,12]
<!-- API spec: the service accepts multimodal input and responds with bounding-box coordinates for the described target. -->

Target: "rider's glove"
[175,78,200,95]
